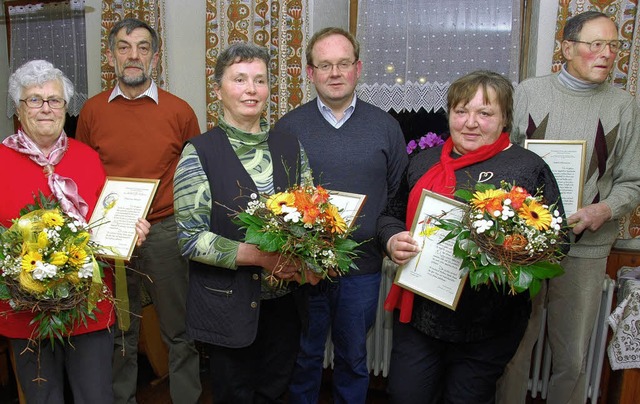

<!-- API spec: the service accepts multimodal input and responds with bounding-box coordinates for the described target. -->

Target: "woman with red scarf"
[377,70,565,403]
[0,60,149,403]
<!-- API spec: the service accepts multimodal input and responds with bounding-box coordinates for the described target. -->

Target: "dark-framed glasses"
[20,97,67,109]
[568,39,624,53]
[311,60,357,73]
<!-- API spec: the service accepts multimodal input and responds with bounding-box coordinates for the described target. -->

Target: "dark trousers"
[207,292,301,404]
[11,328,114,404]
[113,216,201,404]
[387,315,526,404]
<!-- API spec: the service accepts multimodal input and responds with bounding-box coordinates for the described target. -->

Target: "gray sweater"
[511,73,640,258]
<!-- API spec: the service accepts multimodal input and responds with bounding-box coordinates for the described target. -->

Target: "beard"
[116,62,153,87]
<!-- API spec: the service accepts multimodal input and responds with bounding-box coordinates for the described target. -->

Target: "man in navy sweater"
[275,27,407,403]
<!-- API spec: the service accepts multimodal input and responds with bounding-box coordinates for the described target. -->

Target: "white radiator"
[323,258,396,377]
[528,276,615,403]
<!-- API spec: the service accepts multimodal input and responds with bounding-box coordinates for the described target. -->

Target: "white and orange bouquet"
[233,183,360,283]
[0,193,107,343]
[434,181,566,296]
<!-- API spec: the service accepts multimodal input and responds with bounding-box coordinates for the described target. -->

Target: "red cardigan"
[0,138,115,339]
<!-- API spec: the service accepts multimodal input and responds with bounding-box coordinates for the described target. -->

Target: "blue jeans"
[288,272,381,404]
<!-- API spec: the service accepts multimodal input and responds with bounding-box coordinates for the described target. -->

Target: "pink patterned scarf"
[3,130,89,223]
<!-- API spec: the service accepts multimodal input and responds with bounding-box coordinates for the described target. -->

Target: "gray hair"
[213,43,270,85]
[563,11,617,41]
[108,18,159,54]
[8,60,74,106]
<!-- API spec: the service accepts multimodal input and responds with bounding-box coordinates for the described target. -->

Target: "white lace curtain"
[5,0,88,117]
[356,0,521,113]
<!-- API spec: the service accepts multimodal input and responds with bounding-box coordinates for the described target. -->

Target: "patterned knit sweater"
[511,73,640,258]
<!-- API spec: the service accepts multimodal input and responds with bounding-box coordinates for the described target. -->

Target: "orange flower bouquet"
[233,183,360,283]
[434,181,566,296]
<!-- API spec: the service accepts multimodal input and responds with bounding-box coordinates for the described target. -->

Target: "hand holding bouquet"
[434,181,566,297]
[0,193,107,343]
[233,184,360,284]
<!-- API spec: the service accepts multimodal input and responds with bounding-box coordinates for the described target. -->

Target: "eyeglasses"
[311,60,357,73]
[20,97,67,109]
[568,39,624,54]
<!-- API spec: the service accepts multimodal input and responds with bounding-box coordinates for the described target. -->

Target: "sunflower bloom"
[21,251,43,272]
[42,210,64,227]
[324,204,347,234]
[518,201,552,230]
[266,192,296,214]
[472,189,506,212]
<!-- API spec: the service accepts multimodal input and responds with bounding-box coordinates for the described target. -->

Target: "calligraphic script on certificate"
[328,190,367,229]
[89,177,159,260]
[524,140,586,216]
[395,190,467,310]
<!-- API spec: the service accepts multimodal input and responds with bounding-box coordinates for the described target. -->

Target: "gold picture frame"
[395,189,467,310]
[524,139,586,216]
[89,177,159,261]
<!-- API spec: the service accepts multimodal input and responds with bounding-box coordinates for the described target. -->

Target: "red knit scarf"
[384,132,511,323]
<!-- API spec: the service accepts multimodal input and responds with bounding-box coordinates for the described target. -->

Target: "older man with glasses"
[497,11,640,404]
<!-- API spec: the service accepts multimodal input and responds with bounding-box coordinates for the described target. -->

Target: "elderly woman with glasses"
[0,60,149,403]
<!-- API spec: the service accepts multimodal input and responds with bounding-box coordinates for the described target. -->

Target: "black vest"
[185,126,300,347]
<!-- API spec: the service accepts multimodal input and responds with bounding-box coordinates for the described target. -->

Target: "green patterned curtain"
[205,0,310,129]
[552,0,640,240]
[100,0,167,91]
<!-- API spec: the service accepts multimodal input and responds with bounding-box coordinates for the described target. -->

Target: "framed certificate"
[328,190,367,229]
[524,139,586,216]
[89,177,159,260]
[395,189,467,310]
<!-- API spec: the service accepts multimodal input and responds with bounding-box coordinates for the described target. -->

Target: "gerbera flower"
[42,210,64,227]
[68,246,89,267]
[21,251,43,272]
[266,192,295,215]
[471,189,506,212]
[518,201,552,230]
[324,204,347,234]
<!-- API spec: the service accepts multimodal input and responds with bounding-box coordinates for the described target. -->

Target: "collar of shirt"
[108,81,159,103]
[316,94,357,129]
[557,64,600,92]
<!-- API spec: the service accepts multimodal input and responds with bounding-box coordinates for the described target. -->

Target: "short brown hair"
[306,27,359,66]
[447,70,513,133]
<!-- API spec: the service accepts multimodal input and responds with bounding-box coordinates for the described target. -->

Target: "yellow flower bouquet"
[233,184,360,282]
[434,181,567,297]
[0,193,107,343]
